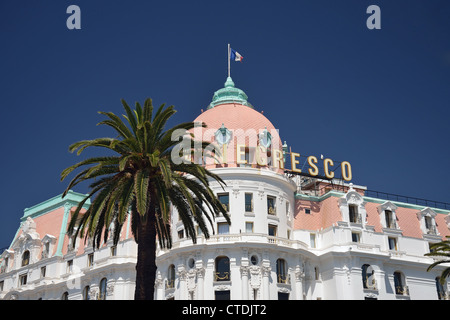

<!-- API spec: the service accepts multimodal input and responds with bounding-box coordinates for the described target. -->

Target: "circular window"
[250,255,258,265]
[188,258,195,269]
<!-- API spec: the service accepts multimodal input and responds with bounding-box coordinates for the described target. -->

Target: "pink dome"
[191,103,284,169]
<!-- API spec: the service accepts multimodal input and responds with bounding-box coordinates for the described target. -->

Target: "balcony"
[165,233,309,252]
[395,285,410,297]
[214,271,230,282]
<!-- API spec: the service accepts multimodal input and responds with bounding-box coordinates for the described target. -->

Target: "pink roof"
[193,103,283,148]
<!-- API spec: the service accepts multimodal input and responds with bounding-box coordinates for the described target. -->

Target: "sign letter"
[323,158,335,179]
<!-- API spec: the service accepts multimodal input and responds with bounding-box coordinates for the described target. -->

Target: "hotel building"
[1,77,449,300]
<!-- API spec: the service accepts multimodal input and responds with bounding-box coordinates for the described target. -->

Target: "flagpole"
[228,43,230,78]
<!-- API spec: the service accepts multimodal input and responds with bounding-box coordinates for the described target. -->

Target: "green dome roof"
[208,77,253,109]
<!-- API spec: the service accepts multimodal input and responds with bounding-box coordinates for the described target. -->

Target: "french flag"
[230,48,243,62]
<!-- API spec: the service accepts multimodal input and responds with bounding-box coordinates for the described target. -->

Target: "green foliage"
[61,98,230,250]
[425,236,450,285]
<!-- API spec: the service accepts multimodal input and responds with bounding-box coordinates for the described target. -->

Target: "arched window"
[167,264,175,288]
[276,258,287,283]
[83,285,90,300]
[99,277,107,300]
[61,291,69,300]
[22,250,30,267]
[362,264,375,289]
[215,256,230,281]
[394,271,409,296]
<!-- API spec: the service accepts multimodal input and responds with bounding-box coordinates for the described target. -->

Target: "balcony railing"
[167,233,309,251]
[214,271,230,281]
[395,285,410,296]
[277,274,288,284]
[166,279,175,289]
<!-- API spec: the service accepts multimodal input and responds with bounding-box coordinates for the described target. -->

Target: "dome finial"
[225,76,235,88]
[208,77,252,109]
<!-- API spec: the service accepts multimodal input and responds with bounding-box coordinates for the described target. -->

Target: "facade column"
[262,266,271,300]
[196,267,205,300]
[178,266,188,300]
[241,266,249,300]
[294,266,305,300]
[155,272,164,300]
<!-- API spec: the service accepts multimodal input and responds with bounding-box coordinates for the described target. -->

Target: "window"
[99,278,107,300]
[385,210,396,229]
[178,229,185,239]
[305,208,311,214]
[61,292,69,300]
[394,271,408,296]
[218,193,230,212]
[22,250,30,267]
[418,208,438,236]
[276,258,287,284]
[1,257,8,273]
[314,267,320,281]
[67,260,73,273]
[83,286,90,300]
[278,292,289,300]
[351,232,360,243]
[167,265,175,289]
[19,273,27,286]
[349,205,359,223]
[215,256,230,281]
[310,233,316,248]
[42,242,50,259]
[110,246,117,257]
[0,280,3,292]
[218,222,229,234]
[215,290,230,300]
[268,224,277,237]
[40,266,46,278]
[245,193,253,212]
[250,255,258,266]
[388,237,397,251]
[88,253,94,267]
[245,222,254,233]
[267,196,276,215]
[425,216,437,234]
[362,264,375,289]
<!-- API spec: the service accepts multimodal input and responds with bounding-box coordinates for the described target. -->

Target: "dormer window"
[385,210,396,229]
[417,208,439,238]
[338,185,367,227]
[22,250,30,267]
[349,205,360,223]
[377,201,400,232]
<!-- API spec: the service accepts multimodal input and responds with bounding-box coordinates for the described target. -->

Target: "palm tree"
[426,236,450,285]
[61,98,230,300]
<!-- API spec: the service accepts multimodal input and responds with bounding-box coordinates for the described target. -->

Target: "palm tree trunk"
[134,212,157,300]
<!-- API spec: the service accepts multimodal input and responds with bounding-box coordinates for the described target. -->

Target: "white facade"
[1,167,449,300]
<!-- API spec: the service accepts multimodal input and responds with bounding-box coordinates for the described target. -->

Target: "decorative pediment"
[11,217,41,250]
[41,234,57,245]
[417,207,437,219]
[339,184,365,206]
[377,201,398,214]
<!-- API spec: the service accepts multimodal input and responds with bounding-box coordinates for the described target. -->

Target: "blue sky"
[1,0,449,248]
